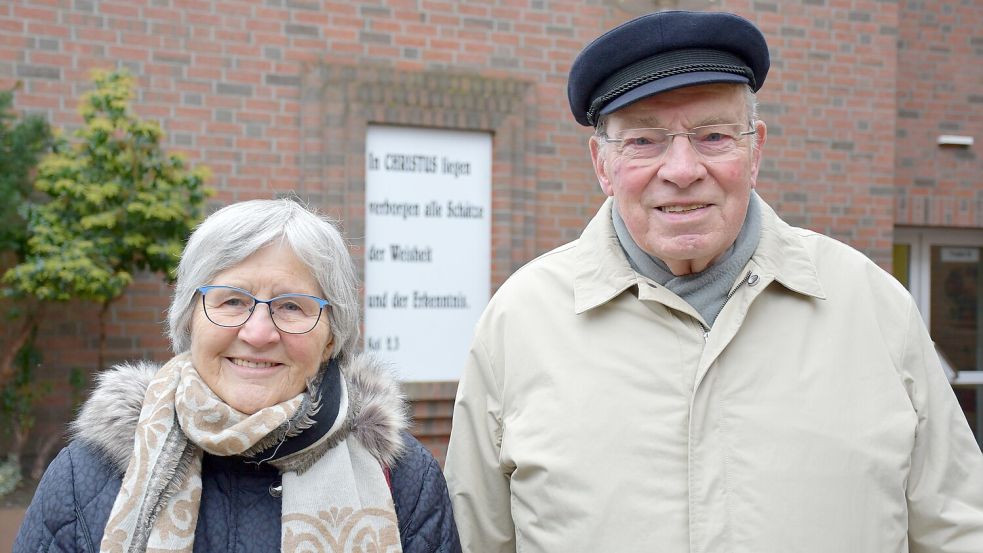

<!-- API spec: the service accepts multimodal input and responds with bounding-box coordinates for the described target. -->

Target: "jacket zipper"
[703,270,758,341]
[77,502,94,550]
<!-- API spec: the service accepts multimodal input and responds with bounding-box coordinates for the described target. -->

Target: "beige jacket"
[445,197,983,553]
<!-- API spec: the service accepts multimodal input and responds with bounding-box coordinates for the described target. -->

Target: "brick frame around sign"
[297,63,538,291]
[292,64,539,462]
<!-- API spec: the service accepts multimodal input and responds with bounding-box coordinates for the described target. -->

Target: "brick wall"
[735,0,900,262]
[0,0,977,466]
[895,1,983,227]
[403,381,457,465]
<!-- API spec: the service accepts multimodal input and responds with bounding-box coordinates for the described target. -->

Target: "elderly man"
[444,10,983,553]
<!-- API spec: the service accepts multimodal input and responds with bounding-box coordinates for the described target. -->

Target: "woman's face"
[190,242,334,414]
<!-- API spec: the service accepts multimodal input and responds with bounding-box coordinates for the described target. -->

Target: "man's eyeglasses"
[602,123,757,164]
[197,285,330,335]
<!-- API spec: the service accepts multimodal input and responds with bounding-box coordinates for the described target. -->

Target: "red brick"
[107,45,150,62]
[12,5,56,21]
[25,21,70,38]
[0,14,22,31]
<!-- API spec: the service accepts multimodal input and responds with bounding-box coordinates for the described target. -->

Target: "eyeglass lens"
[612,124,752,163]
[201,286,323,334]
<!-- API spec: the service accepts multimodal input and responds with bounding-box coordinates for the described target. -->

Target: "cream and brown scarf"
[100,353,402,552]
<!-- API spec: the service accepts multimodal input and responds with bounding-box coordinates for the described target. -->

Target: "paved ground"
[0,479,36,553]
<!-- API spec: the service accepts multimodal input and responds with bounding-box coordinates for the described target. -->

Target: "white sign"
[940,247,980,263]
[364,126,491,381]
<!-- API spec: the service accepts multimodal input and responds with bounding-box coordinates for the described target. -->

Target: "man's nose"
[657,135,707,187]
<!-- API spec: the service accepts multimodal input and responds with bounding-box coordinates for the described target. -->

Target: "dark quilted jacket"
[14,431,460,552]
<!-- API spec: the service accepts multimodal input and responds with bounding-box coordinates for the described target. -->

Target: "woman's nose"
[238,303,281,345]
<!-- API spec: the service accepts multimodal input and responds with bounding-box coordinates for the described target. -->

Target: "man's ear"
[751,121,768,188]
[589,136,615,197]
[748,119,767,187]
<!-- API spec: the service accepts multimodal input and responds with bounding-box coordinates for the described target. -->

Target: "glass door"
[894,229,983,448]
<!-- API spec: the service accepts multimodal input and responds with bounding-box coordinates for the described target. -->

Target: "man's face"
[590,83,766,275]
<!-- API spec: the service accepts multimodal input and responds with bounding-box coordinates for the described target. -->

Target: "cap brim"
[598,71,750,118]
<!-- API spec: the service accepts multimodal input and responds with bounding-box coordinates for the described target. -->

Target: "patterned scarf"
[100,353,402,552]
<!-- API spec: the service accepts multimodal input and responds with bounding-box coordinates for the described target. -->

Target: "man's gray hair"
[167,198,360,361]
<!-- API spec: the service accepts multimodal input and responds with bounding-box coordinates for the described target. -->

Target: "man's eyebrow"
[696,114,743,126]
[627,116,664,128]
[620,113,745,129]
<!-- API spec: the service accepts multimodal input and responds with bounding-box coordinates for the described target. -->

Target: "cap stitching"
[586,63,753,126]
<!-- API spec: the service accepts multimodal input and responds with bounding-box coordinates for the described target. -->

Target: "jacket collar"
[573,194,825,315]
[71,353,408,474]
[752,197,826,300]
[573,198,639,314]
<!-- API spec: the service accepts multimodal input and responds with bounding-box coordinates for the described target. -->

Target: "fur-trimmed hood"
[71,352,409,474]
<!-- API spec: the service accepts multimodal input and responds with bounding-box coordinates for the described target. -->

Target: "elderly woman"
[15,199,461,553]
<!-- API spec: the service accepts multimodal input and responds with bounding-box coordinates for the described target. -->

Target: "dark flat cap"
[568,10,769,126]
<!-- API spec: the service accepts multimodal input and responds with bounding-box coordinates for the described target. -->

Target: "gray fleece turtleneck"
[612,191,762,328]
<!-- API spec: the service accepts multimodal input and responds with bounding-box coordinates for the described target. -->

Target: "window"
[894,228,983,448]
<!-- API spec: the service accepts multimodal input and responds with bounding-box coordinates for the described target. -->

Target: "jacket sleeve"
[15,441,121,553]
[391,432,462,553]
[14,446,79,553]
[444,333,515,553]
[903,300,983,552]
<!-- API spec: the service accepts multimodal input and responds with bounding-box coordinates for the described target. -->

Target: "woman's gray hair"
[167,198,360,362]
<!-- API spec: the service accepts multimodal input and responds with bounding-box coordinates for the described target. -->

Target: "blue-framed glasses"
[197,285,330,334]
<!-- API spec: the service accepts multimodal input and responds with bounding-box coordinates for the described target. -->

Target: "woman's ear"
[321,333,335,362]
